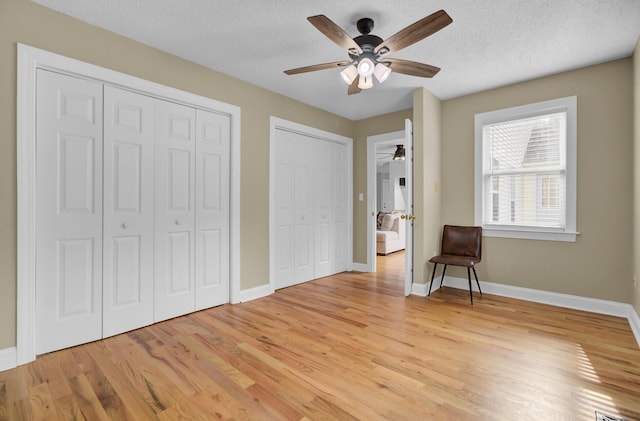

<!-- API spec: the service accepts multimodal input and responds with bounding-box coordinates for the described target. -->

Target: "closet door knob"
[121,223,128,229]
[175,220,180,226]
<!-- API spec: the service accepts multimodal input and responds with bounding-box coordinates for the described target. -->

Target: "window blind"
[483,112,566,229]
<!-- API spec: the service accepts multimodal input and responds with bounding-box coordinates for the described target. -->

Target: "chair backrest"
[441,225,482,259]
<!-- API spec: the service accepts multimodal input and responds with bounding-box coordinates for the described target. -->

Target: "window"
[474,96,577,242]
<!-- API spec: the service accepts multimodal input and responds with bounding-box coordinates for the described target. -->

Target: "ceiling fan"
[377,145,406,161]
[284,10,452,95]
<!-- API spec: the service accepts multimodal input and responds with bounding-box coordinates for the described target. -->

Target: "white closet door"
[274,130,315,288]
[155,100,196,322]
[195,109,230,310]
[293,136,315,284]
[273,130,296,288]
[331,142,348,273]
[102,86,155,337]
[314,141,332,278]
[35,70,104,354]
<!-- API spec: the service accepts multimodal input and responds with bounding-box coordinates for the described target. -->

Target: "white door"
[293,136,315,284]
[273,129,314,288]
[102,86,156,337]
[273,130,296,287]
[314,141,332,278]
[331,142,348,273]
[195,109,231,310]
[381,179,392,211]
[273,129,350,289]
[403,119,414,296]
[154,100,196,322]
[35,70,104,354]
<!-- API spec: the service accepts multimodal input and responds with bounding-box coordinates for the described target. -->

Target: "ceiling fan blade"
[375,10,452,55]
[348,75,361,95]
[385,58,441,78]
[284,60,350,75]
[308,15,363,55]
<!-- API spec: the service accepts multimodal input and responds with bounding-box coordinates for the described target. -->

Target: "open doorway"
[366,120,414,296]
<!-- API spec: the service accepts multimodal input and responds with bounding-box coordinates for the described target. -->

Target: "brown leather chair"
[428,225,483,304]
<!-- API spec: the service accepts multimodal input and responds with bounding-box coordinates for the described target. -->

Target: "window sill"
[482,227,578,242]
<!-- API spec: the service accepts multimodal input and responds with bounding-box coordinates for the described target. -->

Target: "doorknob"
[401,214,416,220]
[121,223,128,229]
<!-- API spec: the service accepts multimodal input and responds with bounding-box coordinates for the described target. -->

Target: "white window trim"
[474,96,578,242]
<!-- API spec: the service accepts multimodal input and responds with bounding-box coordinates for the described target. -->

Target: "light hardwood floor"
[1,251,639,420]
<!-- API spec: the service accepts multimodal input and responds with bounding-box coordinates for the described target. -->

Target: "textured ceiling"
[31,0,640,120]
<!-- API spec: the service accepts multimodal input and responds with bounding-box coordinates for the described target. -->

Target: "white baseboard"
[238,284,273,303]
[418,276,640,348]
[628,306,640,348]
[411,282,429,296]
[0,347,17,372]
[351,263,369,272]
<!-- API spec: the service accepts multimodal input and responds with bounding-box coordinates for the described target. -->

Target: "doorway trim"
[366,130,405,273]
[16,44,241,366]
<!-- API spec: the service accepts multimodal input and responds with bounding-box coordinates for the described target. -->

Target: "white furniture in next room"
[376,212,405,255]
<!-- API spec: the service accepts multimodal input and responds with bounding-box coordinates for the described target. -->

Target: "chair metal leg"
[440,265,448,287]
[428,263,438,296]
[472,266,482,295]
[467,267,473,305]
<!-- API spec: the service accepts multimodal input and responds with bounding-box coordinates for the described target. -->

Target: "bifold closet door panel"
[194,109,230,310]
[331,142,348,274]
[313,141,348,277]
[102,86,155,338]
[273,130,296,288]
[313,141,332,279]
[35,70,104,354]
[155,100,196,322]
[273,130,314,289]
[292,136,315,284]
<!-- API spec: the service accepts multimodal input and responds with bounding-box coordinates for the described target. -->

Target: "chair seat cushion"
[429,254,480,267]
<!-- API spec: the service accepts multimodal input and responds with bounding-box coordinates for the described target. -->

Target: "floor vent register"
[596,411,624,421]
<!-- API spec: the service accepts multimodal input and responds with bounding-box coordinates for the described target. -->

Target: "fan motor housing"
[351,34,383,59]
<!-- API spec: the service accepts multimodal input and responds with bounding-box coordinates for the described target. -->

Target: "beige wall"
[633,38,640,316]
[441,58,634,302]
[0,0,356,349]
[413,89,443,285]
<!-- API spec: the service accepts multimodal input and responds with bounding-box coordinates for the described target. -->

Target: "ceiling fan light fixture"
[393,145,405,160]
[374,62,392,83]
[357,57,375,77]
[358,75,373,90]
[284,11,453,96]
[340,65,358,84]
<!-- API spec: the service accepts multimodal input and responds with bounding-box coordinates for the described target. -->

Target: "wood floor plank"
[1,251,639,420]
[66,374,111,421]
[83,341,160,420]
[0,381,7,420]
